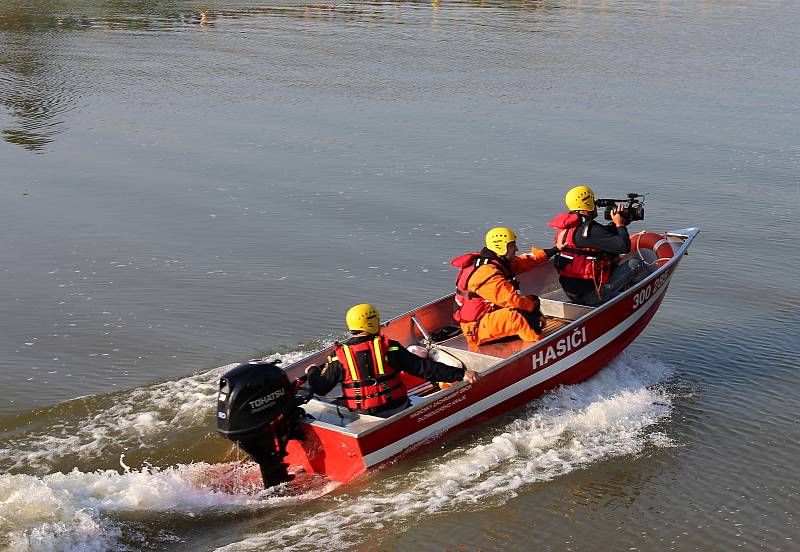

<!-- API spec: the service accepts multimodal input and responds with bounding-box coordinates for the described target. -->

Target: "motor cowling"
[217,360,295,436]
[216,360,303,488]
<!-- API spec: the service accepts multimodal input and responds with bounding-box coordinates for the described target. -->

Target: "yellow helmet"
[485,227,517,256]
[345,303,381,333]
[565,185,596,211]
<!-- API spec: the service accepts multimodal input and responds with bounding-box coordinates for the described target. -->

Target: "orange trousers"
[460,307,542,347]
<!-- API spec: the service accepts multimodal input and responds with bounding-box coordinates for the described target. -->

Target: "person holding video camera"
[548,185,647,306]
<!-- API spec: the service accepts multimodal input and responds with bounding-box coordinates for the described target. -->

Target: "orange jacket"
[466,247,549,312]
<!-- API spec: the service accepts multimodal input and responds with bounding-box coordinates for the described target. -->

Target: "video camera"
[595,193,645,224]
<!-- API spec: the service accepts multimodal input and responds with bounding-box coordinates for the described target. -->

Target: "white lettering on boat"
[632,270,671,310]
[532,326,587,371]
[411,385,471,423]
[249,387,286,413]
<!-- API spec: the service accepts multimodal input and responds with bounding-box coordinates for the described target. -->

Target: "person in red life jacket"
[548,185,646,306]
[451,227,559,348]
[305,304,479,417]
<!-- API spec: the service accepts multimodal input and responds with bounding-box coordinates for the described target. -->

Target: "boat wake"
[214,351,679,552]
[0,350,679,552]
[0,461,339,552]
[0,350,316,475]
[0,349,328,552]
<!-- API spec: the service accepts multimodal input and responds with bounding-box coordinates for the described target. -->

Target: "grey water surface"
[1,1,798,551]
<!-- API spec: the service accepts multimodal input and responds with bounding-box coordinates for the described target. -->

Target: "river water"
[1,1,798,550]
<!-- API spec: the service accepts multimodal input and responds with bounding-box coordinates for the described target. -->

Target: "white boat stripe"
[362,281,669,467]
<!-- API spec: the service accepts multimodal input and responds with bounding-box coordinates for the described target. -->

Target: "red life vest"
[450,252,516,323]
[548,212,613,285]
[334,335,407,413]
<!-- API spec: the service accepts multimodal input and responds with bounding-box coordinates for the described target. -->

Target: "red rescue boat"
[216,227,699,488]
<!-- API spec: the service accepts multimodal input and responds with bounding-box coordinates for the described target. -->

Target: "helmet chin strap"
[574,209,597,219]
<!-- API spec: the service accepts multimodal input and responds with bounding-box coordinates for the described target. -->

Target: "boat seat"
[538,296,595,320]
[436,316,571,367]
[302,396,386,432]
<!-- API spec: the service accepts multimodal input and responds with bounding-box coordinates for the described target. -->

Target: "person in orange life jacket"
[305,304,479,418]
[451,227,560,347]
[548,185,647,306]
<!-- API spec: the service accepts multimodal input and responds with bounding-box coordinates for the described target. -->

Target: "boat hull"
[263,229,698,485]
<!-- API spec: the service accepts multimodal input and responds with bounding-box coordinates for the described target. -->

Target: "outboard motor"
[217,360,306,488]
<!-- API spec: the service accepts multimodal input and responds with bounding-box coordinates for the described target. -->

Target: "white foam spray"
[0,351,314,473]
[0,462,337,552]
[214,352,678,552]
[0,350,326,551]
[0,351,677,552]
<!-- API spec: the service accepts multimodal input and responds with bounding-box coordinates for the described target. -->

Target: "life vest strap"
[342,383,404,401]
[347,396,409,415]
[559,246,607,258]
[341,373,396,388]
[456,288,480,299]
